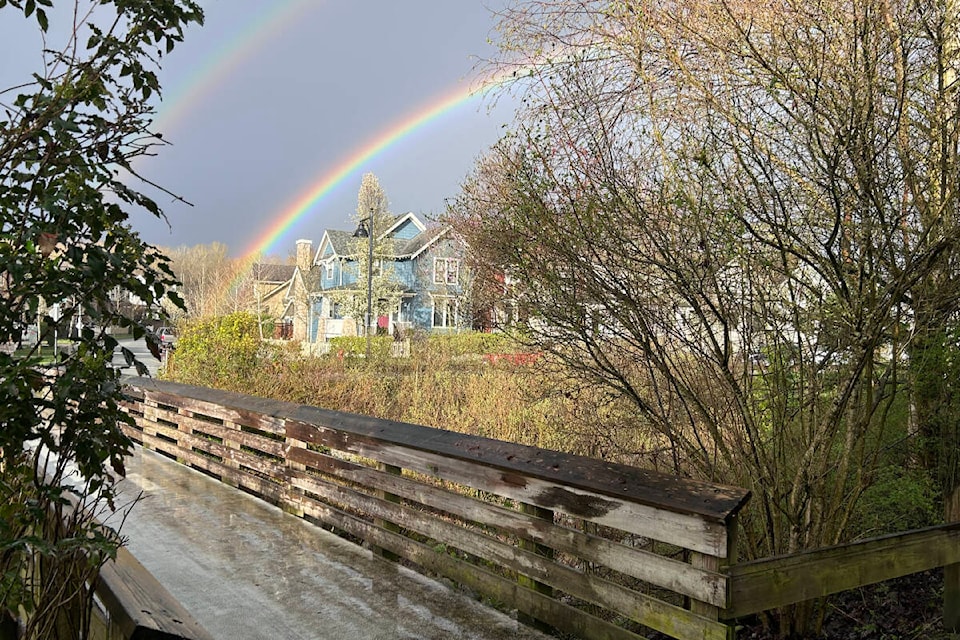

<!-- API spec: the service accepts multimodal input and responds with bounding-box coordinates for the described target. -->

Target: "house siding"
[290,213,467,341]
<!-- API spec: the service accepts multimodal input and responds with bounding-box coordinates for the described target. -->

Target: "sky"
[0,1,518,259]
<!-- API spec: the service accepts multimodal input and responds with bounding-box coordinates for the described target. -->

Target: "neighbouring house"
[287,212,469,343]
[250,262,297,336]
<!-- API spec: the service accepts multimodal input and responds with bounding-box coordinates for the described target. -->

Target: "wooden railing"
[723,522,960,622]
[120,378,750,640]
[119,378,960,638]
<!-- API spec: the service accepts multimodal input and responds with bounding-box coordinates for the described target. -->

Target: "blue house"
[289,212,468,343]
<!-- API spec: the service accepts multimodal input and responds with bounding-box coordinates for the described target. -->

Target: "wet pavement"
[110,447,552,640]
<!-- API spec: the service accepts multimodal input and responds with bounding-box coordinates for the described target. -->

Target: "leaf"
[36,7,47,31]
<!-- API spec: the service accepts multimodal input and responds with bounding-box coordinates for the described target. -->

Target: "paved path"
[109,447,552,640]
[112,337,163,376]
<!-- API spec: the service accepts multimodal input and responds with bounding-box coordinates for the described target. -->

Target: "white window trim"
[433,257,460,285]
[431,295,458,328]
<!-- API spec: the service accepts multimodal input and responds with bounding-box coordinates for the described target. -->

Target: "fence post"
[517,502,554,633]
[221,419,241,488]
[283,429,306,518]
[945,487,960,631]
[374,463,402,561]
[692,514,739,640]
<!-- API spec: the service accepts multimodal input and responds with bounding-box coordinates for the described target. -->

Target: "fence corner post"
[693,514,739,640]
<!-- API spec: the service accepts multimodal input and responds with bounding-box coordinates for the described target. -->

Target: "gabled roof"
[383,212,427,237]
[399,225,453,259]
[313,229,355,264]
[308,213,453,262]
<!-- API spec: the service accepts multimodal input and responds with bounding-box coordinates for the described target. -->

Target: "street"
[112,336,164,377]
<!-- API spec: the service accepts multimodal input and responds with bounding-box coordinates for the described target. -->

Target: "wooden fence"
[120,378,750,640]
[118,378,960,639]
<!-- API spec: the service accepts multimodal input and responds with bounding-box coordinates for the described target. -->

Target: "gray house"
[289,212,468,343]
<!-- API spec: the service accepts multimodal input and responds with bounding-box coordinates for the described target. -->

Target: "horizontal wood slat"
[286,420,729,556]
[725,523,960,618]
[288,447,727,606]
[295,489,647,640]
[293,471,728,640]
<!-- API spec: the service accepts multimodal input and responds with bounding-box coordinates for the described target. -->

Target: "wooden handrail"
[120,377,750,640]
[723,522,960,618]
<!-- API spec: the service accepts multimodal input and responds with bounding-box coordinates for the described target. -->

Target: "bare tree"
[333,173,403,331]
[161,242,253,319]
[452,2,960,632]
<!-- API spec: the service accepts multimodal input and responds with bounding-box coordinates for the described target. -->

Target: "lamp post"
[353,207,375,359]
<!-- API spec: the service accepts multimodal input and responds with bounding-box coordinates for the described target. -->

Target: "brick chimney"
[296,239,313,272]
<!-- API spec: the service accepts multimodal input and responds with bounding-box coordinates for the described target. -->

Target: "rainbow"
[238,71,513,261]
[153,1,315,134]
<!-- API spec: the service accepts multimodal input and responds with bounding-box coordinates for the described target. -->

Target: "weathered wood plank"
[725,523,960,618]
[172,415,286,459]
[143,388,286,435]
[293,471,729,640]
[127,378,749,523]
[299,439,730,606]
[287,421,729,556]
[295,490,647,640]
[97,546,213,640]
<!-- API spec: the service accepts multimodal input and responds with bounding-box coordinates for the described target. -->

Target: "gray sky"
[1,1,517,258]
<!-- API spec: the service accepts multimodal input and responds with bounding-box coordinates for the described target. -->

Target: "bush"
[165,312,268,390]
[851,466,939,538]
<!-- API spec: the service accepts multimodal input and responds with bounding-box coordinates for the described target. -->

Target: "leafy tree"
[451,1,960,633]
[0,1,202,636]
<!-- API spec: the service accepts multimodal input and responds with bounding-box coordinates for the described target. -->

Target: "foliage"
[164,312,268,390]
[449,1,960,634]
[0,0,203,635]
[850,466,939,538]
[414,331,520,356]
[166,330,601,453]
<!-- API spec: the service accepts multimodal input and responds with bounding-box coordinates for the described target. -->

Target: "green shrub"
[165,312,268,390]
[422,331,520,356]
[851,466,939,538]
[328,335,393,357]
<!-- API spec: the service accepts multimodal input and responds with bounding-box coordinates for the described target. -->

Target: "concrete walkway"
[110,447,552,640]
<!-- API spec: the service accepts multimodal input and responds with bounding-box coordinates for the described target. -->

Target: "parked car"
[156,326,177,350]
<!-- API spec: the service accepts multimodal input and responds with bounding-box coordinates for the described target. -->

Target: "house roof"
[324,230,355,258]
[309,213,453,262]
[395,225,449,259]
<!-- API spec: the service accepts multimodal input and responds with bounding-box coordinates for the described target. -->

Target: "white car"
[156,327,177,350]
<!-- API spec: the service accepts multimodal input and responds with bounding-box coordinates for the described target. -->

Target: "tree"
[451,1,960,633]
[0,1,202,636]
[161,242,253,319]
[333,173,403,332]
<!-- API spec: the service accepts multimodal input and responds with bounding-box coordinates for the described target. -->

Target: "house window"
[432,296,458,328]
[433,258,459,285]
[325,263,333,280]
